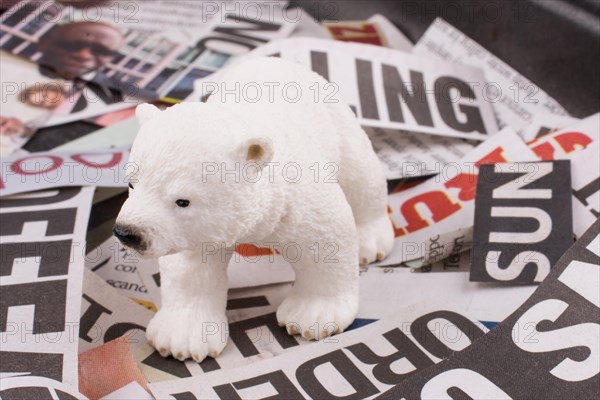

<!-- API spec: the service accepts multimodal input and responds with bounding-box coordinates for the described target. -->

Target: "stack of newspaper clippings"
[1,1,598,398]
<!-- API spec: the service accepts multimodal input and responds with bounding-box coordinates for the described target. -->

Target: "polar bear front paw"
[357,214,395,265]
[146,307,228,362]
[276,293,358,341]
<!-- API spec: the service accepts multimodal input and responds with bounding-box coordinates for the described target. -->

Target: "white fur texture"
[115,57,394,362]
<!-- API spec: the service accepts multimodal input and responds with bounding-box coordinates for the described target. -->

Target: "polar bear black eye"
[175,199,190,208]
[128,183,134,189]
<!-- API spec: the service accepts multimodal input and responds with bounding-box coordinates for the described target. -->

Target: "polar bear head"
[113,103,275,258]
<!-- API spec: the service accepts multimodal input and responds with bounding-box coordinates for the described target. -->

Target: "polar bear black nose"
[113,224,143,249]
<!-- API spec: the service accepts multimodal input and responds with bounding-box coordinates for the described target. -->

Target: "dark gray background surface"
[293,0,600,118]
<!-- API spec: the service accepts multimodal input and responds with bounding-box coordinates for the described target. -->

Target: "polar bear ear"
[238,137,274,165]
[136,103,160,125]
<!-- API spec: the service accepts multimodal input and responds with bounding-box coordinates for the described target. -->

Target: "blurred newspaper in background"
[1,0,295,101]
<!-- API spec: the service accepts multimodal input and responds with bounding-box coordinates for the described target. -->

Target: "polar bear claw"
[358,214,396,265]
[146,306,228,362]
[276,293,358,341]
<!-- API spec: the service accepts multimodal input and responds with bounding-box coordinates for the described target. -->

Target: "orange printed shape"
[400,191,462,233]
[530,131,592,160]
[325,22,384,46]
[79,337,151,400]
[235,243,273,257]
[475,146,507,167]
[531,141,555,160]
[554,131,593,153]
[388,205,406,237]
[445,173,478,202]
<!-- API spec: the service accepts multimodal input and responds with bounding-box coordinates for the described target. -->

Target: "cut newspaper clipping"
[197,38,499,140]
[413,18,569,137]
[1,0,296,101]
[1,186,94,389]
[378,219,600,399]
[470,160,573,284]
[379,128,537,266]
[149,299,488,399]
[0,146,130,197]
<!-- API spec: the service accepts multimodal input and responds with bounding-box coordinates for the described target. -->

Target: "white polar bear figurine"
[114,57,394,362]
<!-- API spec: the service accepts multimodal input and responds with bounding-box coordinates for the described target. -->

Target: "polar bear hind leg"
[330,105,395,265]
[341,151,395,265]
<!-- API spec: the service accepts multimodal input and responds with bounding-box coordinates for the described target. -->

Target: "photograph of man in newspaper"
[0,0,295,101]
[37,20,124,80]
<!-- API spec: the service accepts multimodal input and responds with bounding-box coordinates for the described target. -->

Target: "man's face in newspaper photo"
[38,21,124,79]
[0,116,26,137]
